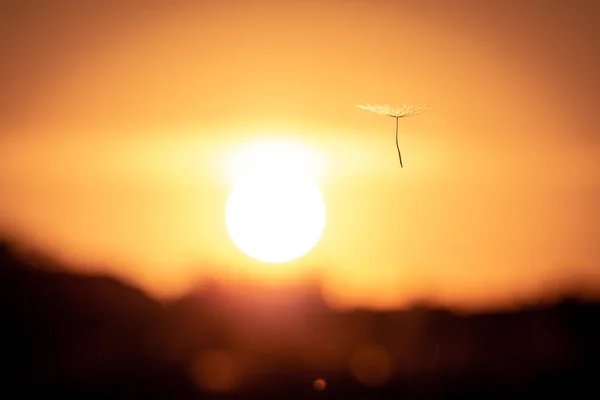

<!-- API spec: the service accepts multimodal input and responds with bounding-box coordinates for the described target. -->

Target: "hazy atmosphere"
[3,1,600,398]
[2,1,599,311]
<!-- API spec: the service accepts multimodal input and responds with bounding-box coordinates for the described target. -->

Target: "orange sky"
[1,1,599,311]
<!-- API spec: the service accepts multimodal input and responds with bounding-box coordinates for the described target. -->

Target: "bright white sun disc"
[226,175,326,263]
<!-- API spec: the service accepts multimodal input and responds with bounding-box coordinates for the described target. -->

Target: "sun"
[225,140,326,264]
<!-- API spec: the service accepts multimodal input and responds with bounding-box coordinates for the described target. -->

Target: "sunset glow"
[3,2,600,397]
[0,1,598,311]
[226,159,325,264]
[226,139,323,185]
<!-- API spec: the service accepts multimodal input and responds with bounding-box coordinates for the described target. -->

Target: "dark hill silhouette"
[0,241,198,398]
[1,239,599,398]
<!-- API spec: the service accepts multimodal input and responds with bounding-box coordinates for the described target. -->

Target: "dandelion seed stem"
[395,117,403,168]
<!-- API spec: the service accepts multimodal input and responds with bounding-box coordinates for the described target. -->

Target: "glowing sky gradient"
[1,1,598,310]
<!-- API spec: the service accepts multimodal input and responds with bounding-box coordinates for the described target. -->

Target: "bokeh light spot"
[313,377,327,391]
[349,344,392,387]
[189,349,236,392]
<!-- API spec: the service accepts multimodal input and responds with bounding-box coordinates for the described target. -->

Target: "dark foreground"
[1,241,598,399]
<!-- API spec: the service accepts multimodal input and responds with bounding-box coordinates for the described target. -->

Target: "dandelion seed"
[357,103,430,168]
